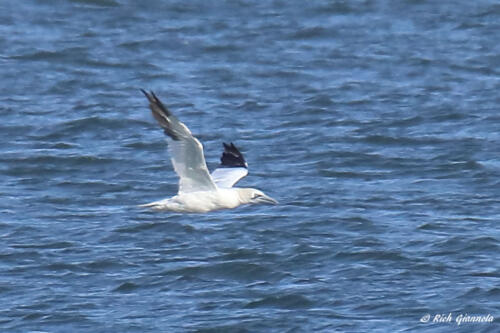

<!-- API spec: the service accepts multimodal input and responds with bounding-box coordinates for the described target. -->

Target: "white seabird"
[139,90,278,213]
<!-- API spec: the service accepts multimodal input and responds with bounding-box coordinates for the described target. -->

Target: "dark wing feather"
[220,142,248,168]
[211,142,248,187]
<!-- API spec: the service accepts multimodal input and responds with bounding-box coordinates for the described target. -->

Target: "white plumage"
[139,90,277,213]
[211,167,248,188]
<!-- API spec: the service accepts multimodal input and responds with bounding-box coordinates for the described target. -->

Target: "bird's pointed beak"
[258,194,278,205]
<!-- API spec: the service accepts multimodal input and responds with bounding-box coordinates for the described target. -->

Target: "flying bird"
[139,90,278,213]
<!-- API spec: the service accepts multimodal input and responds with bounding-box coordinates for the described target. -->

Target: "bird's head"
[237,188,278,205]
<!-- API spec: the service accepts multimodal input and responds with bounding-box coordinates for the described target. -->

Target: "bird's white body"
[139,90,277,213]
[141,188,245,213]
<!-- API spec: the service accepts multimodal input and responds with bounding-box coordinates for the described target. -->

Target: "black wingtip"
[141,89,155,104]
[141,90,180,140]
[141,89,153,100]
[220,142,247,168]
[151,91,159,101]
[141,90,172,116]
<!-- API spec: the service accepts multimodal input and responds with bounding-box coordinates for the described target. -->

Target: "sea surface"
[1,1,499,332]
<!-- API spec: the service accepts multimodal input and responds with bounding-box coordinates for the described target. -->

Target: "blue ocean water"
[1,0,499,332]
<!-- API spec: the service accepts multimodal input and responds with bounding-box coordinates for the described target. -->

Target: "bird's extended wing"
[142,90,217,193]
[211,142,248,188]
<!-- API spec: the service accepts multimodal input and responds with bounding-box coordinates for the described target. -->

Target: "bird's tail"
[137,198,170,210]
[138,202,157,208]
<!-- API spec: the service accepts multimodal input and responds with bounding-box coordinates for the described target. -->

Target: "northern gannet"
[139,90,278,213]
